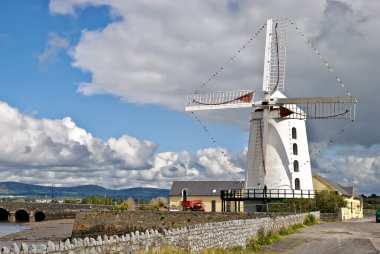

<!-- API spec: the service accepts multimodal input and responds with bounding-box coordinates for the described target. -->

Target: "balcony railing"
[221,189,316,200]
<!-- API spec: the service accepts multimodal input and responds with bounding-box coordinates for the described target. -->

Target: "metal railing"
[221,189,316,200]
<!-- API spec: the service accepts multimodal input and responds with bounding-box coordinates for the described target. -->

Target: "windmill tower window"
[293,143,298,155]
[293,160,299,172]
[295,178,300,190]
[292,127,297,139]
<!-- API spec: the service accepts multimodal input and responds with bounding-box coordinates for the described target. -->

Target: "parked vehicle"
[376,209,380,223]
[181,199,205,211]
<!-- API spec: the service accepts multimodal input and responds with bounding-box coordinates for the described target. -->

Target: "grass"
[139,245,190,254]
[303,214,319,226]
[245,227,285,253]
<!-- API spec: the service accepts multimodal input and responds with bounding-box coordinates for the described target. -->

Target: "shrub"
[315,190,347,213]
[268,198,317,213]
[304,213,318,226]
[278,226,291,236]
[291,223,304,232]
[246,227,283,252]
[150,197,168,210]
[246,237,260,252]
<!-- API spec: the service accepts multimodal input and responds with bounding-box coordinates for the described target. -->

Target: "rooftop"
[170,181,244,196]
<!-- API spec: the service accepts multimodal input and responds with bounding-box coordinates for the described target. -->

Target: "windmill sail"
[262,19,287,94]
[275,96,357,119]
[185,90,254,111]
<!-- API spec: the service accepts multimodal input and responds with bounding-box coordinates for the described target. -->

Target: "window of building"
[293,143,298,155]
[226,201,231,212]
[292,127,297,139]
[211,200,216,212]
[295,178,300,190]
[294,160,299,172]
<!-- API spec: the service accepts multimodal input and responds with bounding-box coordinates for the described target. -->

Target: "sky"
[0,0,379,194]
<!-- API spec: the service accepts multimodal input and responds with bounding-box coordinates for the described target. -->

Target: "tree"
[81,195,112,205]
[150,197,168,210]
[113,197,135,210]
[315,190,347,213]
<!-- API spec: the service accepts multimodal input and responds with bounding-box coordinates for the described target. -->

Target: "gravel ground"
[260,217,380,254]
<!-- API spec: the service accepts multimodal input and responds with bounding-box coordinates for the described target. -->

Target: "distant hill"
[0,182,169,200]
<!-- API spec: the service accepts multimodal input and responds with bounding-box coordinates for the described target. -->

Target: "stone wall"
[319,213,339,221]
[363,209,375,218]
[2,212,320,254]
[72,210,296,238]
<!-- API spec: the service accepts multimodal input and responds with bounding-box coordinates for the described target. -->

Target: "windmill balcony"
[221,188,316,201]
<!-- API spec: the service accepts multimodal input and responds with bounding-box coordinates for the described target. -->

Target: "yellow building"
[169,181,244,212]
[313,175,363,220]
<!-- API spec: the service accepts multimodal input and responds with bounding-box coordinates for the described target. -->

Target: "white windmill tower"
[185,18,356,199]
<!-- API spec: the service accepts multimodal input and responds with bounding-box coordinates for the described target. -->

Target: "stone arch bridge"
[0,202,111,222]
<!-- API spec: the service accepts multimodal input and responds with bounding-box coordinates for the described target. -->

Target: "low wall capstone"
[1,211,320,254]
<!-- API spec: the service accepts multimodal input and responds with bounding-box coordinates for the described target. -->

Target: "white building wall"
[245,108,313,191]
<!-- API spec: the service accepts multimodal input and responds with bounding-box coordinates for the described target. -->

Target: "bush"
[315,190,347,213]
[304,214,318,226]
[246,237,260,252]
[292,223,304,231]
[268,198,317,213]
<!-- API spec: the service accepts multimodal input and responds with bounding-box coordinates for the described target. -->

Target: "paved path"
[260,217,380,254]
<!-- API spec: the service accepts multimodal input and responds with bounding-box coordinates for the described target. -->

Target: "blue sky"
[0,1,247,154]
[0,0,379,194]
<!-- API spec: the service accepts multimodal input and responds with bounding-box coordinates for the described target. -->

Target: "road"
[260,217,380,254]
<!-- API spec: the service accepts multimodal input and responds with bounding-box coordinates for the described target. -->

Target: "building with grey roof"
[169,181,244,212]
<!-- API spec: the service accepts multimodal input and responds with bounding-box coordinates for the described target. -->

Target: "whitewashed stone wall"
[1,212,319,254]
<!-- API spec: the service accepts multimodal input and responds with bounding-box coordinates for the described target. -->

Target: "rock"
[47,241,55,252]
[10,243,20,254]
[84,237,90,247]
[90,238,97,246]
[59,241,65,251]
[37,244,47,253]
[64,239,71,250]
[29,244,37,254]
[20,243,29,254]
[1,247,10,254]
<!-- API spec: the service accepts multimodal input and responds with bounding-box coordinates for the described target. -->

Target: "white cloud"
[313,144,380,195]
[0,101,244,188]
[0,101,156,171]
[0,100,378,192]
[38,32,70,64]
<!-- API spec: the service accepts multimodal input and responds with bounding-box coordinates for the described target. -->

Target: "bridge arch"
[34,211,45,222]
[0,208,9,221]
[15,209,29,222]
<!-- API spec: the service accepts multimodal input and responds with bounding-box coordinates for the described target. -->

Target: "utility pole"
[113,186,116,205]
[51,184,54,202]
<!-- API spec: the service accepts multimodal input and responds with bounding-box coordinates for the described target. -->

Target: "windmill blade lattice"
[263,19,288,93]
[186,90,254,111]
[275,96,357,119]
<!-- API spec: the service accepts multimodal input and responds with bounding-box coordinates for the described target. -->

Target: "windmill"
[185,18,356,195]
